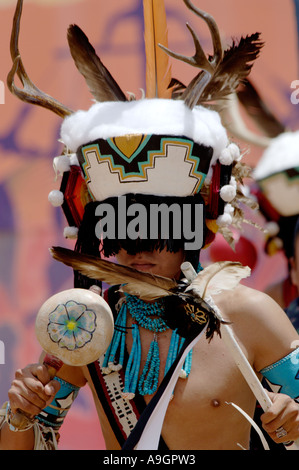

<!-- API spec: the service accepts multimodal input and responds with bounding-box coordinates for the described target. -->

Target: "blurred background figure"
[252,131,299,309]
[219,77,299,310]
[285,216,299,331]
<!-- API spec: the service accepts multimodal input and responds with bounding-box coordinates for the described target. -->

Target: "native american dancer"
[1,0,299,451]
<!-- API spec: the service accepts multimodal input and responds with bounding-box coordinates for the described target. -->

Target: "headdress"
[8,0,263,277]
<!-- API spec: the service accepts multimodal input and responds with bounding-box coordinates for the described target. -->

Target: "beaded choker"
[102,294,193,400]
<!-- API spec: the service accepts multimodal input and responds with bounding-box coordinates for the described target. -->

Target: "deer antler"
[219,93,272,148]
[219,78,287,148]
[159,0,263,110]
[159,0,223,108]
[182,0,223,67]
[7,0,73,119]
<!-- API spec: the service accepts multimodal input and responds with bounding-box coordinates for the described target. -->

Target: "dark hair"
[293,216,299,259]
[269,214,299,260]
[74,193,206,287]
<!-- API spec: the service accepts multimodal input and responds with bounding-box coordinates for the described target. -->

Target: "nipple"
[211,399,221,407]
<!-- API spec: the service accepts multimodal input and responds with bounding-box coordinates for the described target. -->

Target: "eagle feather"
[50,247,250,304]
[50,246,177,302]
[67,24,127,102]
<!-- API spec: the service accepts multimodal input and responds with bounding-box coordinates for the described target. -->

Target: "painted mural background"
[0,0,298,450]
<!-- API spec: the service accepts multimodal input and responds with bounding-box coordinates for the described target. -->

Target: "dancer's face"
[116,247,185,280]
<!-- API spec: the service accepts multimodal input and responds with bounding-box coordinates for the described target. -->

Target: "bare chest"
[125,325,257,449]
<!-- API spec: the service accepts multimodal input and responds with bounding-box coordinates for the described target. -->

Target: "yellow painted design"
[206,219,219,233]
[66,320,77,331]
[112,134,146,158]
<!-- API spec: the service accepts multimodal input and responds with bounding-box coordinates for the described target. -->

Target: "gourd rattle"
[9,288,114,430]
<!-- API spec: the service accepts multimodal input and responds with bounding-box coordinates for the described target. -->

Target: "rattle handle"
[8,354,63,431]
[43,353,64,378]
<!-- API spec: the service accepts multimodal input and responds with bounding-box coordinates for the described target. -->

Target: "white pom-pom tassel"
[48,190,64,207]
[219,148,233,165]
[216,203,234,227]
[216,212,233,227]
[219,143,241,165]
[53,155,71,175]
[179,369,187,379]
[220,184,236,202]
[69,153,80,166]
[224,203,234,216]
[228,143,241,161]
[265,221,280,237]
[63,226,78,239]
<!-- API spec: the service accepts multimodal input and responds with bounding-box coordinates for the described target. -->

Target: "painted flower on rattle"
[47,300,97,351]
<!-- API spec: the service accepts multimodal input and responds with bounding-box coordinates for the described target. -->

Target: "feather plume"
[194,33,264,105]
[143,0,172,98]
[236,79,285,138]
[51,246,249,303]
[188,261,251,299]
[67,24,127,102]
[50,247,250,338]
[50,246,177,302]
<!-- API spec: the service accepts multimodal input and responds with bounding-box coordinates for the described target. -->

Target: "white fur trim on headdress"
[60,99,229,163]
[253,131,299,180]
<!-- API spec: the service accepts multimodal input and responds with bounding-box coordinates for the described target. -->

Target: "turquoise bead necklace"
[102,294,193,399]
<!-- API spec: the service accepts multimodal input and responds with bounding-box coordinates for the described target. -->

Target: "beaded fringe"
[102,297,193,399]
